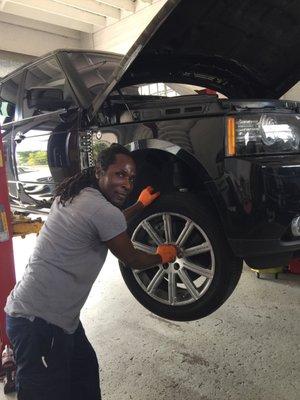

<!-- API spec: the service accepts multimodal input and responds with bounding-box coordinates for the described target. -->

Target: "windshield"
[66,52,122,99]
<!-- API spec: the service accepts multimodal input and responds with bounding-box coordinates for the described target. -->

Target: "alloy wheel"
[131,212,215,306]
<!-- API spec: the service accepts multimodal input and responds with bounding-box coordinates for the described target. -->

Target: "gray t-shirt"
[5,187,127,333]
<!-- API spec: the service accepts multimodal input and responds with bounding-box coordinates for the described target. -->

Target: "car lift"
[0,130,43,394]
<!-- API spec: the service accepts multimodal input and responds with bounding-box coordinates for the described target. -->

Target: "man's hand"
[138,186,160,207]
[156,244,177,264]
[123,186,159,222]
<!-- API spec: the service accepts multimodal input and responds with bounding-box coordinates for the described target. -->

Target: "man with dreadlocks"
[5,143,178,400]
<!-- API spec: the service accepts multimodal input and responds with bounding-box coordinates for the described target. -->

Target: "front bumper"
[229,237,300,267]
[212,154,300,267]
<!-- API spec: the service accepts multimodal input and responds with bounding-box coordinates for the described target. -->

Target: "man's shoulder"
[80,187,103,199]
[77,187,118,215]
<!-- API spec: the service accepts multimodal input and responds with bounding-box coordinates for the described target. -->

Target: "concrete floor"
[1,235,300,400]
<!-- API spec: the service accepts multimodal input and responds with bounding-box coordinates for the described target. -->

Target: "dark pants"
[6,315,101,400]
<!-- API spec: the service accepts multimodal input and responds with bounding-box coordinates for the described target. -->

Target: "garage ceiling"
[0,0,153,32]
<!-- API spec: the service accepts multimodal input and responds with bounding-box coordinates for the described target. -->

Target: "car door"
[13,56,80,210]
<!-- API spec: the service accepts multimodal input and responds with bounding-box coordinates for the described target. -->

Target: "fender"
[126,138,211,181]
[126,138,228,217]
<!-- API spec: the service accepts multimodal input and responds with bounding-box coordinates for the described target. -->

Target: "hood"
[91,0,300,117]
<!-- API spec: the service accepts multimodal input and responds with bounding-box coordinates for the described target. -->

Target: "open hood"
[90,0,300,117]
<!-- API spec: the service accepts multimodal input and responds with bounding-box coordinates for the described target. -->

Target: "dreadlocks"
[55,143,132,205]
[55,167,98,206]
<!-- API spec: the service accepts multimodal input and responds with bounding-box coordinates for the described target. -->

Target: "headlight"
[226,113,300,156]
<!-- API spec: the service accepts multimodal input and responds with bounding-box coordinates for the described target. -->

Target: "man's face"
[96,153,136,207]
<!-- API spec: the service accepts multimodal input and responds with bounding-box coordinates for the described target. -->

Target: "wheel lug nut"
[174,263,180,270]
[163,263,169,269]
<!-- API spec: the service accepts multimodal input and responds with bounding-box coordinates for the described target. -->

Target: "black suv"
[1,0,300,321]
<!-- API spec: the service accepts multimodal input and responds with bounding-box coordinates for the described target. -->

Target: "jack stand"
[251,266,284,279]
[0,345,16,394]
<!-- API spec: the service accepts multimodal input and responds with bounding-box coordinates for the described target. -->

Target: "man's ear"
[95,164,105,179]
[95,165,101,179]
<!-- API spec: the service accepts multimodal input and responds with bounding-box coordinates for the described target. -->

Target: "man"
[5,143,177,400]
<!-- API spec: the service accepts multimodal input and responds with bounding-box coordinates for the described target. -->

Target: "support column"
[0,129,16,351]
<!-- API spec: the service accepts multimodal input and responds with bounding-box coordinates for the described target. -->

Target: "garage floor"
[1,236,300,400]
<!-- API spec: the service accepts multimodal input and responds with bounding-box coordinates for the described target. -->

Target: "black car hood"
[91,0,300,117]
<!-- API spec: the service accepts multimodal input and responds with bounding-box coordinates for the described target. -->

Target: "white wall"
[0,0,167,58]
[281,82,300,101]
[91,0,167,55]
[0,13,82,77]
[0,13,81,57]
[0,0,166,77]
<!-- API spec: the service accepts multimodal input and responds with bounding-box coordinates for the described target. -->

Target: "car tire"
[120,193,243,321]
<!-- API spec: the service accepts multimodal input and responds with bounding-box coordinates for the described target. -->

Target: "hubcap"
[131,212,215,306]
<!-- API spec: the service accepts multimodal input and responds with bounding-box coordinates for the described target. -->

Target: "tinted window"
[22,57,76,119]
[67,52,121,98]
[0,73,22,125]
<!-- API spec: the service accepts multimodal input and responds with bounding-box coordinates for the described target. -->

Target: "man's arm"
[105,231,176,270]
[123,201,144,223]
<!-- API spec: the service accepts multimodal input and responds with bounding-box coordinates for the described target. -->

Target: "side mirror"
[26,87,71,111]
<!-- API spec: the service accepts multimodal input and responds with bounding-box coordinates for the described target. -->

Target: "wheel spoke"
[182,260,213,278]
[178,269,200,300]
[176,219,194,247]
[168,271,177,305]
[147,267,166,294]
[141,221,163,245]
[163,213,172,243]
[184,242,211,257]
[132,240,156,254]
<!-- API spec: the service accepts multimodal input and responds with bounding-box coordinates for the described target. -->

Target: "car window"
[67,52,121,98]
[16,129,51,181]
[0,72,23,125]
[22,57,76,119]
[15,127,56,202]
[92,131,118,163]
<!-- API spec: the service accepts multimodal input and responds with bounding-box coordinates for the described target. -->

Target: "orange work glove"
[138,186,160,207]
[156,244,177,264]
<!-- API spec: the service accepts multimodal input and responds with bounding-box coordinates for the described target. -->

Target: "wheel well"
[124,148,237,260]
[127,149,212,208]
